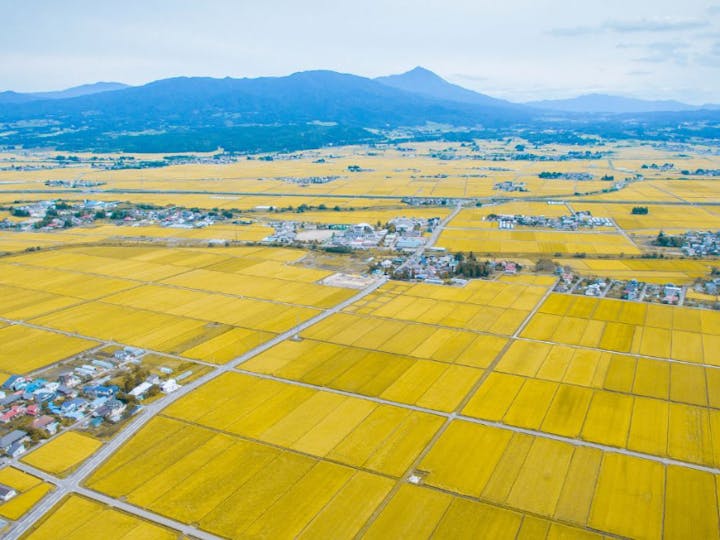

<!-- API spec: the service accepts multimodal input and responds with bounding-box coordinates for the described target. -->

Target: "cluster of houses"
[327,217,440,251]
[261,221,302,244]
[44,180,105,189]
[0,200,113,231]
[381,254,519,284]
[680,168,720,177]
[0,347,183,459]
[622,279,644,301]
[555,270,685,305]
[376,253,458,283]
[262,217,439,252]
[641,163,675,171]
[486,211,613,231]
[329,223,387,250]
[538,171,595,181]
[1,199,237,233]
[696,278,720,297]
[386,217,439,250]
[493,181,528,192]
[401,197,466,207]
[681,231,720,257]
[580,279,610,297]
[273,175,341,185]
[95,153,240,171]
[137,207,228,230]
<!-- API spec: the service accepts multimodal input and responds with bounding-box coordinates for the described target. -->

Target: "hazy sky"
[1,0,718,103]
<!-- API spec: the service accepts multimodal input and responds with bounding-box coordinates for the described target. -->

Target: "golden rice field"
[363,484,605,539]
[159,269,353,308]
[0,325,96,375]
[341,279,549,335]
[0,221,274,254]
[6,143,720,538]
[419,420,719,540]
[299,314,508,366]
[0,245,353,359]
[496,273,558,286]
[22,432,102,477]
[243,338,486,412]
[2,141,692,207]
[464,348,720,468]
[0,145,617,200]
[158,373,443,477]
[83,372,624,539]
[576,180,694,203]
[523,293,720,364]
[449,202,577,229]
[83,369,447,538]
[21,495,177,540]
[438,227,640,255]
[239,280,551,410]
[653,180,720,204]
[556,257,712,284]
[573,202,720,232]
[0,468,53,521]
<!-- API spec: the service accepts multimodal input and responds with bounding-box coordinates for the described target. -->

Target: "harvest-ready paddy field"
[3,141,720,539]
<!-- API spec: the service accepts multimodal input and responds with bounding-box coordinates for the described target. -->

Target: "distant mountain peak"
[405,66,438,76]
[375,67,515,108]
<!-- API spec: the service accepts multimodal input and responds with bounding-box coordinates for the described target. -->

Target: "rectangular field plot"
[419,420,720,540]
[0,325,97,375]
[302,312,508,368]
[495,340,720,408]
[0,467,53,521]
[345,280,548,335]
[0,261,138,300]
[524,294,720,364]
[463,362,720,467]
[85,416,395,539]
[1,245,360,365]
[437,227,641,255]
[556,257,712,285]
[22,432,102,477]
[243,338,484,412]
[161,373,444,477]
[0,284,83,320]
[101,284,318,334]
[22,495,178,540]
[5,248,193,282]
[363,484,605,540]
[161,268,353,308]
[29,300,285,357]
[30,302,234,354]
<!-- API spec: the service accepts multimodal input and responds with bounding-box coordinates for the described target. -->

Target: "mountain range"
[525,93,719,114]
[0,68,718,152]
[3,68,713,113]
[0,82,129,105]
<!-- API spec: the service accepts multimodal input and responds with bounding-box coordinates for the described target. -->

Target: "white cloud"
[551,17,709,36]
[0,0,717,104]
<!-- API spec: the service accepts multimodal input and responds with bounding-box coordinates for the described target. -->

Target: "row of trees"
[655,231,683,247]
